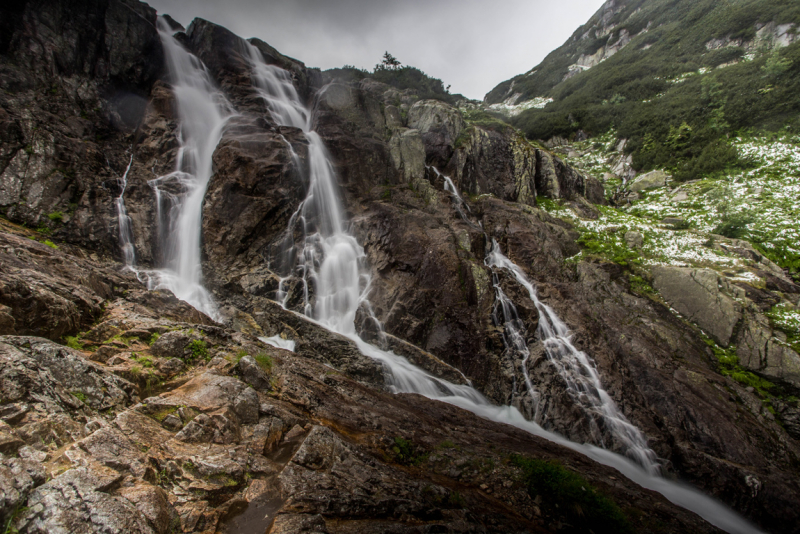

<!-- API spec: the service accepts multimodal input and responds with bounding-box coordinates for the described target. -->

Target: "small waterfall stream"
[115,153,136,268]
[486,240,659,472]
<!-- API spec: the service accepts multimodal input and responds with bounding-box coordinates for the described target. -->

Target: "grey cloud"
[147,0,605,100]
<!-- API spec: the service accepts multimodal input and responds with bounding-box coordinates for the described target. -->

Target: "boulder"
[408,99,464,165]
[17,465,154,534]
[234,355,272,392]
[630,170,669,192]
[624,230,644,249]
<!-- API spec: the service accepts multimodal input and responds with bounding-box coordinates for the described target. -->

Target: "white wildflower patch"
[541,134,800,281]
[487,97,554,117]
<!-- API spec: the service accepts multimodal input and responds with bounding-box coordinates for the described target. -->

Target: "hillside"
[486,0,800,181]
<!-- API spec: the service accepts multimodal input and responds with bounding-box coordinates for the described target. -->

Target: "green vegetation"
[131,354,154,368]
[253,352,273,373]
[4,504,28,534]
[576,229,641,267]
[552,134,800,281]
[47,211,63,222]
[765,304,800,353]
[43,240,58,249]
[71,391,87,404]
[187,339,209,362]
[460,109,513,134]
[148,332,160,346]
[64,336,84,351]
[146,405,177,423]
[326,52,458,105]
[510,454,632,534]
[487,0,800,182]
[391,437,429,466]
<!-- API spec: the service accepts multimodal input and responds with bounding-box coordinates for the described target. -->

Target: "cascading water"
[115,153,136,268]
[428,165,470,221]
[142,19,234,321]
[242,46,757,533]
[490,273,542,419]
[486,240,659,473]
[431,166,657,471]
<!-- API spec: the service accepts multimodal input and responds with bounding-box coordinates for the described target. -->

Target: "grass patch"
[71,391,87,404]
[704,338,779,397]
[131,354,154,368]
[510,454,632,534]
[64,336,84,351]
[148,332,160,346]
[146,405,178,423]
[43,240,58,249]
[47,211,63,222]
[253,352,273,373]
[576,229,641,267]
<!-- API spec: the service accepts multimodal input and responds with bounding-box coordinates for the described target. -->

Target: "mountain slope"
[486,0,800,180]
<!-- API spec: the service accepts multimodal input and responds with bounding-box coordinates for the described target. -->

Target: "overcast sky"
[146,0,606,100]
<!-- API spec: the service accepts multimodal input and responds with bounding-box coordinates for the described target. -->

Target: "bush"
[712,212,753,238]
[510,455,632,534]
[187,339,209,362]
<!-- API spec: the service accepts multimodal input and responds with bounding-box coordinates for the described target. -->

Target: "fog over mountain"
[146,0,605,99]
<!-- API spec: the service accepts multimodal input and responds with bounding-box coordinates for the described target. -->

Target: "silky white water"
[240,46,758,533]
[486,239,660,473]
[135,19,234,321]
[489,272,542,419]
[115,153,136,268]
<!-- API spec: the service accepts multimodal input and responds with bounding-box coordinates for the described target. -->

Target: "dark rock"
[234,355,271,392]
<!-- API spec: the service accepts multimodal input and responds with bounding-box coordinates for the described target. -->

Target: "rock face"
[0,2,799,534]
[653,265,800,390]
[652,267,743,347]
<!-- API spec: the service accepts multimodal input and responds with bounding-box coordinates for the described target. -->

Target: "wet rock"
[270,513,329,533]
[736,312,800,388]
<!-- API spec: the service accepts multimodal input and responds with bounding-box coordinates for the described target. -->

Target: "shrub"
[712,212,753,239]
[391,437,428,466]
[187,339,209,362]
[510,455,632,534]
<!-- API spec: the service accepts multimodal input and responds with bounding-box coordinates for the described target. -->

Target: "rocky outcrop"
[651,267,743,347]
[652,265,800,391]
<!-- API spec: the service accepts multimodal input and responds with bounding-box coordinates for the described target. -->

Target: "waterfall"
[142,19,234,321]
[115,153,136,268]
[242,46,756,534]
[428,165,470,220]
[486,239,660,473]
[490,272,542,419]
